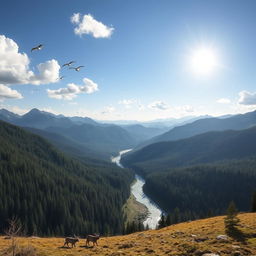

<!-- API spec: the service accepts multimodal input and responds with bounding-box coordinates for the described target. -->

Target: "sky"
[1,0,256,121]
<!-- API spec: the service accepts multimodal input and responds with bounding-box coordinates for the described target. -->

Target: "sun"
[189,47,218,76]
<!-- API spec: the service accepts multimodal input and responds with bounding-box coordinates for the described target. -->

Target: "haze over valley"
[1,1,256,255]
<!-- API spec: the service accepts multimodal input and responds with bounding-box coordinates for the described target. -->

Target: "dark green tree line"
[0,121,133,236]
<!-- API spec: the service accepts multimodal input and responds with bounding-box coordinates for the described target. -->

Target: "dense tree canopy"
[0,121,133,236]
[144,159,256,220]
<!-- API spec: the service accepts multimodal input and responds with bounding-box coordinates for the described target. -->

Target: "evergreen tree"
[251,191,256,212]
[224,201,240,236]
[166,214,171,226]
[158,214,166,229]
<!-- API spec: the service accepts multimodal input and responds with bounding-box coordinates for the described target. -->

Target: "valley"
[0,108,256,241]
[1,2,256,255]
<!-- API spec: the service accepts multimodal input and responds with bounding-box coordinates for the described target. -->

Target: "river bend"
[111,149,162,229]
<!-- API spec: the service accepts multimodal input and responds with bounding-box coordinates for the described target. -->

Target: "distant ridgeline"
[0,120,133,236]
[0,108,166,161]
[122,126,256,222]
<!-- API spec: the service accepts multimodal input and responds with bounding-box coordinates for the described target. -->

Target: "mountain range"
[0,108,166,160]
[139,110,256,148]
[122,125,256,172]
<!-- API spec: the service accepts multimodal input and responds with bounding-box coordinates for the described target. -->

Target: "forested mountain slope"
[45,123,137,157]
[122,126,256,172]
[143,159,256,215]
[122,126,256,218]
[0,120,133,236]
[121,124,168,143]
[25,127,110,161]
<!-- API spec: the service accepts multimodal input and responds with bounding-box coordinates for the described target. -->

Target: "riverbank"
[122,194,149,226]
[112,149,163,229]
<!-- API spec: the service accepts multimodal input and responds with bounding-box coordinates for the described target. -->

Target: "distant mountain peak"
[24,108,42,116]
[0,108,20,121]
[24,108,57,118]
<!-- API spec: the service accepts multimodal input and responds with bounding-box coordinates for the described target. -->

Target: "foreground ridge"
[1,213,255,256]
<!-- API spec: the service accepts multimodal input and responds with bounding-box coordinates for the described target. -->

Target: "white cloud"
[102,106,115,114]
[30,60,60,85]
[68,102,78,105]
[217,98,231,104]
[0,84,23,101]
[70,13,80,24]
[71,13,114,38]
[80,78,99,94]
[181,105,194,113]
[148,100,169,110]
[47,78,98,100]
[118,99,134,105]
[138,103,145,110]
[118,99,136,109]
[238,91,256,105]
[0,35,60,86]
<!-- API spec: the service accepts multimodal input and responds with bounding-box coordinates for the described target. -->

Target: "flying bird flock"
[31,44,85,80]
[69,65,84,72]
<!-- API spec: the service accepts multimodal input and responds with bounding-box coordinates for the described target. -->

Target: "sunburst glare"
[189,46,219,76]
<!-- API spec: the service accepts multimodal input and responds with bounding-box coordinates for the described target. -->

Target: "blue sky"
[1,0,256,121]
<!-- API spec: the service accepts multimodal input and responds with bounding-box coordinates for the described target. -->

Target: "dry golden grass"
[0,213,255,256]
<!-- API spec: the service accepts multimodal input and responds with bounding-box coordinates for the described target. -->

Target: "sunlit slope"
[1,213,255,256]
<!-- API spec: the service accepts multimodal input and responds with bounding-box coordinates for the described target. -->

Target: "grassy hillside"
[1,213,255,256]
[0,120,133,236]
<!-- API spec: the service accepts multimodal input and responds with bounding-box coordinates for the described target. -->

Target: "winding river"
[111,149,163,229]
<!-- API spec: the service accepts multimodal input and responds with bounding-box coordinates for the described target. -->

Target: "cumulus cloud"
[30,60,60,85]
[71,13,114,38]
[47,78,98,100]
[238,91,256,105]
[148,101,169,110]
[217,98,231,104]
[4,106,29,115]
[102,106,115,114]
[0,84,23,101]
[118,99,136,109]
[0,35,60,86]
[138,103,145,110]
[181,105,194,113]
[70,13,80,24]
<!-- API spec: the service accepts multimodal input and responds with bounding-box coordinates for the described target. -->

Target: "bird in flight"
[62,61,75,68]
[57,76,65,81]
[69,66,84,72]
[31,44,43,52]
